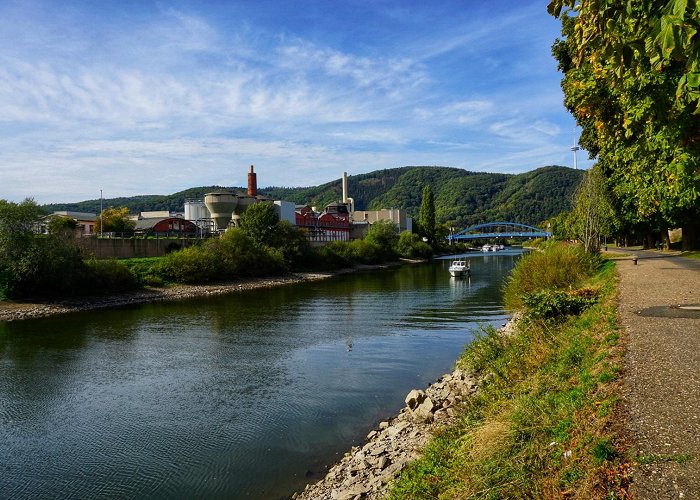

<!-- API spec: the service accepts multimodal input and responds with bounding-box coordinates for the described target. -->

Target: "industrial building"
[41,211,97,236]
[134,217,198,236]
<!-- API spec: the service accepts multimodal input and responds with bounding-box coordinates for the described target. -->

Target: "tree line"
[549,0,700,249]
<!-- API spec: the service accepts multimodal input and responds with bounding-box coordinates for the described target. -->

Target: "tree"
[395,231,433,259]
[271,221,313,270]
[570,166,618,253]
[47,215,79,236]
[419,185,436,244]
[549,0,700,249]
[0,199,88,299]
[364,219,399,256]
[96,207,135,234]
[239,202,279,247]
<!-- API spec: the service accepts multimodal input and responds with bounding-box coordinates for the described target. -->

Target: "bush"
[157,244,221,283]
[85,259,139,293]
[313,243,354,270]
[395,231,433,259]
[522,288,598,320]
[503,243,600,310]
[271,221,313,271]
[156,229,285,283]
[365,220,398,258]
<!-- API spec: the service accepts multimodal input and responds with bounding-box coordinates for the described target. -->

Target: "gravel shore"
[0,261,419,323]
[0,272,337,322]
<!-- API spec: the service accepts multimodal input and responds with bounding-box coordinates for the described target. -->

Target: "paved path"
[615,250,700,498]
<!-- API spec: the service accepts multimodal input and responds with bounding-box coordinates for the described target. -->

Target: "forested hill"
[43,165,583,227]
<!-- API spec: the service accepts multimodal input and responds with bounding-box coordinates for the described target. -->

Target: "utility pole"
[100,189,103,238]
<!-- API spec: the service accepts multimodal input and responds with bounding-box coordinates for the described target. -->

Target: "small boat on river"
[448,260,471,277]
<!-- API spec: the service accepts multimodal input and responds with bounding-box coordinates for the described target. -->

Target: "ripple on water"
[0,255,521,499]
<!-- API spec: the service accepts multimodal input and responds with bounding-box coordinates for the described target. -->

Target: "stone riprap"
[294,368,481,500]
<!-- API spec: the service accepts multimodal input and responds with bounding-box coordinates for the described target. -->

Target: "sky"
[0,0,592,204]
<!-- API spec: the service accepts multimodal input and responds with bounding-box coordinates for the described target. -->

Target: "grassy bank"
[388,245,629,498]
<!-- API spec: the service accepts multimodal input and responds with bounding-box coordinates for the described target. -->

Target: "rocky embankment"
[0,273,335,322]
[295,318,519,500]
[294,369,480,500]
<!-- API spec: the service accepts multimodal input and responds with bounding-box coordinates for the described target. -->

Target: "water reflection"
[0,252,522,499]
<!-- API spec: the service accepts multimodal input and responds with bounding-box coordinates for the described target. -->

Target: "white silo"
[184,200,209,221]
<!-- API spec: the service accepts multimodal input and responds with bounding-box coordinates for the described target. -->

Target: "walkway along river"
[0,250,524,499]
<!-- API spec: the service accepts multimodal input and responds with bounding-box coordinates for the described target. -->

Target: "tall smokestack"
[247,165,257,197]
[342,171,348,203]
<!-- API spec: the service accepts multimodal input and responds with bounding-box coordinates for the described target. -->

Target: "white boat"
[448,260,470,277]
[481,244,491,252]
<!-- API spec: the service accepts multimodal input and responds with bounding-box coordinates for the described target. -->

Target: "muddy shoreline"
[0,261,418,323]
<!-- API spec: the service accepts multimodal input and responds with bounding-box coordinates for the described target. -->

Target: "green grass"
[388,249,628,499]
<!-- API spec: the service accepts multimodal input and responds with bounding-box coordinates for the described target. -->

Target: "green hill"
[42,166,583,228]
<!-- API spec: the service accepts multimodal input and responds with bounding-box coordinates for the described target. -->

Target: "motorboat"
[481,244,491,252]
[448,260,471,277]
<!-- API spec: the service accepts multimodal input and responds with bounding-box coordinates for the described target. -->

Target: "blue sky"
[0,0,591,203]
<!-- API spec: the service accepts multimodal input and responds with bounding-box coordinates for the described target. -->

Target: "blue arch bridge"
[448,221,552,243]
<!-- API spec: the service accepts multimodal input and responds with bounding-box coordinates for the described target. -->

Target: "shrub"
[503,243,600,310]
[85,259,139,293]
[522,288,598,320]
[157,244,221,283]
[156,229,286,283]
[364,220,398,258]
[395,231,433,259]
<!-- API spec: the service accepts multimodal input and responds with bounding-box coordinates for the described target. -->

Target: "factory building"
[295,204,350,243]
[203,165,272,232]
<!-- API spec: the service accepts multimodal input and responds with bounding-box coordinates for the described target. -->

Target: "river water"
[0,250,523,499]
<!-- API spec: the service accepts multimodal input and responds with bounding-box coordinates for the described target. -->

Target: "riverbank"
[294,316,520,500]
[0,260,419,323]
[381,253,627,497]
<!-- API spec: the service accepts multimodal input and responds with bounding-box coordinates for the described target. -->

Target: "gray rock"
[404,389,426,410]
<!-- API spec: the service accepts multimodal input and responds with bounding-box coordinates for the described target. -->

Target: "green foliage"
[390,264,627,498]
[97,207,135,233]
[0,199,81,298]
[570,166,620,253]
[120,257,166,286]
[418,185,436,244]
[364,219,398,257]
[271,221,313,270]
[47,215,79,235]
[84,259,138,293]
[0,198,142,298]
[239,202,279,247]
[549,0,700,248]
[395,231,434,259]
[503,243,601,310]
[157,229,285,284]
[522,288,598,321]
[44,167,584,233]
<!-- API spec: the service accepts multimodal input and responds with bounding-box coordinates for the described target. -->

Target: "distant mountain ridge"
[43,166,583,227]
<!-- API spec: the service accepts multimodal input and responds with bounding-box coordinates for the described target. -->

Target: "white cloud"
[0,1,589,203]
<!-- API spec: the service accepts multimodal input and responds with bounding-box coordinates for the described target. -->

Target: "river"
[0,250,523,499]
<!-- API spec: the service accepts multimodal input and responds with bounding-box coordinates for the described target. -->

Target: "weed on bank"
[388,244,628,499]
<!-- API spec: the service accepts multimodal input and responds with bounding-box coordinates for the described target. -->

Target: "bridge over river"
[448,221,552,243]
